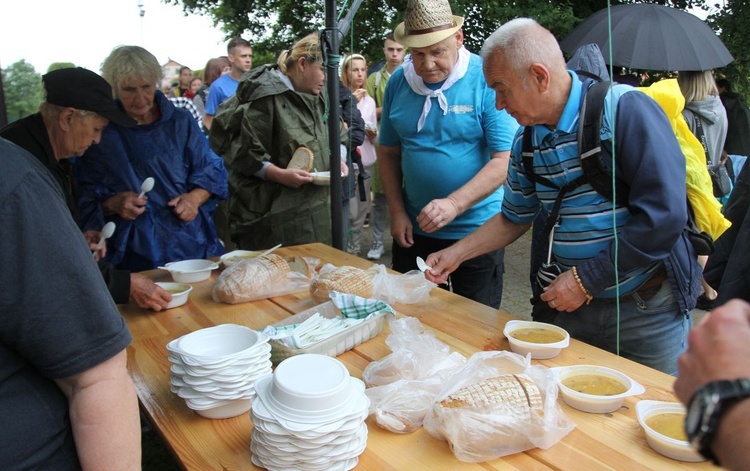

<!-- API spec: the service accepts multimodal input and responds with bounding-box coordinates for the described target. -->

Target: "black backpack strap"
[578,80,630,207]
[522,128,557,189]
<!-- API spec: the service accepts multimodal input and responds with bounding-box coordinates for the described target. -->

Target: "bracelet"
[572,266,594,305]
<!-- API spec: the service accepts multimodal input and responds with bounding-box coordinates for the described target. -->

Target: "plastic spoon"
[94,221,116,254]
[257,243,282,259]
[416,256,432,272]
[138,177,155,198]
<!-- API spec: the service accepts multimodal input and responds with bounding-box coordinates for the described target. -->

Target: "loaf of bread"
[212,254,314,304]
[310,265,376,303]
[438,374,543,414]
[287,147,314,171]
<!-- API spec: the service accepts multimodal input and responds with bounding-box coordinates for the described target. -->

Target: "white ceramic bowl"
[636,400,705,462]
[551,365,645,413]
[168,324,268,362]
[155,282,192,309]
[265,354,354,422]
[220,250,260,268]
[162,259,218,283]
[503,320,570,359]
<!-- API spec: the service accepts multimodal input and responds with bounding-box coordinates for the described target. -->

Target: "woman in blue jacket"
[77,46,229,271]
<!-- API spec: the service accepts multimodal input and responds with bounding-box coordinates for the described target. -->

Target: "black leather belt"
[634,266,668,301]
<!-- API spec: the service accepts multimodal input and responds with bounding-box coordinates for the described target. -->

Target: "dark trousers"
[391,234,505,308]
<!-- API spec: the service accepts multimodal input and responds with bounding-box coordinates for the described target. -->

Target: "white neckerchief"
[402,47,470,132]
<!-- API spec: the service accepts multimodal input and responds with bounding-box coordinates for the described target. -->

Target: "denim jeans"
[532,279,691,375]
[391,234,505,309]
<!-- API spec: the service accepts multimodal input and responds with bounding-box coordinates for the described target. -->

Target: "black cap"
[42,67,136,128]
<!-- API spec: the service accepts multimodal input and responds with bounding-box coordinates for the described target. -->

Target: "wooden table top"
[120,243,714,470]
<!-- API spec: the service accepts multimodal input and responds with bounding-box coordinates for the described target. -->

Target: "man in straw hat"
[378,0,518,307]
[0,67,172,310]
[424,19,703,375]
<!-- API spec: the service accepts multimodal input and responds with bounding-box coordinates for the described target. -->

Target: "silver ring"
[550,300,557,307]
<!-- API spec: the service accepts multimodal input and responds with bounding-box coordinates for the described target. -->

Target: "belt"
[634,266,668,301]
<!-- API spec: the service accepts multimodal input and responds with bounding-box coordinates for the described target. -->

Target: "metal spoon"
[94,221,116,254]
[138,177,155,198]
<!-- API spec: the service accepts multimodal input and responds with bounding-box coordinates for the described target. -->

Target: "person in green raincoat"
[211,32,349,250]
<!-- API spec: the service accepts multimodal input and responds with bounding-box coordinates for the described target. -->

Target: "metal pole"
[323,0,343,250]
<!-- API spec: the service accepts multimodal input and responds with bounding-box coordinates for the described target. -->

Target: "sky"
[0,0,228,74]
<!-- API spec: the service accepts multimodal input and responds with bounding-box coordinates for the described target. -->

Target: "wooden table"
[120,243,715,470]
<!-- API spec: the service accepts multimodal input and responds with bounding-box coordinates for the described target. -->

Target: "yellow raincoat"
[638,79,730,240]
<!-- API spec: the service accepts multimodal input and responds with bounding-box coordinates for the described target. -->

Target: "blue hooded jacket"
[77,92,229,271]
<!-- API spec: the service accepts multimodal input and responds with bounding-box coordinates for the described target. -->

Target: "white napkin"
[402,47,471,133]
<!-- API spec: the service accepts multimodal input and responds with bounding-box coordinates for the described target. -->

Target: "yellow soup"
[166,288,186,294]
[646,412,688,441]
[562,374,628,396]
[510,327,566,344]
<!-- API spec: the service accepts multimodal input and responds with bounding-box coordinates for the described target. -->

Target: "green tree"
[47,62,76,72]
[708,0,750,101]
[165,0,708,66]
[2,59,43,123]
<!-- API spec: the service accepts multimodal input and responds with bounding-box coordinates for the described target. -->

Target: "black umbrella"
[560,4,733,71]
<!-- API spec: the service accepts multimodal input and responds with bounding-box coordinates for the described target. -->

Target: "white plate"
[220,250,260,267]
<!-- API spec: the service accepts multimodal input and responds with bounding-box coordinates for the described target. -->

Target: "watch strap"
[691,378,750,464]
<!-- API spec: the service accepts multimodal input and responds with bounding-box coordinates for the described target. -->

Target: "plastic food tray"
[269,301,392,364]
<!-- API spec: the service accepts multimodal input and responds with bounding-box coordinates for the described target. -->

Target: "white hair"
[480,18,565,74]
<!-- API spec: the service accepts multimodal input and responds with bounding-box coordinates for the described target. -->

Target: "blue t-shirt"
[379,53,518,239]
[205,73,239,115]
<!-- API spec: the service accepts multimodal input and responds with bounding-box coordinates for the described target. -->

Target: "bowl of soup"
[551,365,645,413]
[220,250,261,268]
[636,400,706,462]
[155,282,193,309]
[503,320,570,359]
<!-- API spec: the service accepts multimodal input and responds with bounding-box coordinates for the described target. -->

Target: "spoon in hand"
[95,221,116,253]
[416,256,432,273]
[138,177,155,198]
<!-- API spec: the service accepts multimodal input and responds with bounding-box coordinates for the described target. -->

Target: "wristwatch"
[685,378,750,464]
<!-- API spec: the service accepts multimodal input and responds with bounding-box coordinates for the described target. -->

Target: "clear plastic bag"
[364,317,466,433]
[423,351,575,462]
[370,264,436,304]
[211,256,317,304]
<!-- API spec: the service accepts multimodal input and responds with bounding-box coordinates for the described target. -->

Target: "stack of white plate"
[167,324,272,419]
[250,354,369,471]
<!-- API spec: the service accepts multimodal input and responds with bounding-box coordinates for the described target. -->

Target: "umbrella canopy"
[560,3,733,71]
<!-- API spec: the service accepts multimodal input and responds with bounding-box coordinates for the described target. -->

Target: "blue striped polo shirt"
[503,72,658,298]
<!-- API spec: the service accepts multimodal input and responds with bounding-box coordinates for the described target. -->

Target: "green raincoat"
[212,65,339,249]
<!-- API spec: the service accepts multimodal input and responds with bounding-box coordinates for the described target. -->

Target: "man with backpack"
[424,19,702,375]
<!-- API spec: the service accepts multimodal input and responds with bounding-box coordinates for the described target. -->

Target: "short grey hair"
[100,45,163,92]
[481,18,566,74]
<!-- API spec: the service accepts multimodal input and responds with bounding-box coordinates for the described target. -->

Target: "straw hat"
[394,0,464,48]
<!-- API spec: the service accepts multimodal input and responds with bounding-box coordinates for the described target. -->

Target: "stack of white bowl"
[167,324,272,419]
[250,354,369,471]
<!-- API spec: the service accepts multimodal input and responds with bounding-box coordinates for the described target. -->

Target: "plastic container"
[269,301,391,364]
[503,320,570,359]
[551,365,645,413]
[161,259,219,283]
[155,282,192,309]
[636,400,706,462]
[220,250,260,268]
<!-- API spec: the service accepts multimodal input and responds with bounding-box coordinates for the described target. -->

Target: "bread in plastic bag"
[423,350,575,462]
[212,254,318,304]
[311,263,436,305]
[364,317,466,433]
